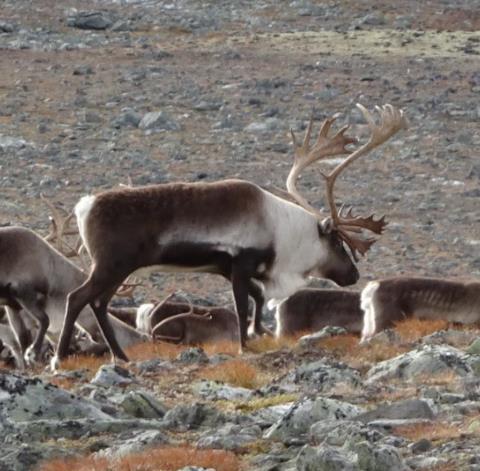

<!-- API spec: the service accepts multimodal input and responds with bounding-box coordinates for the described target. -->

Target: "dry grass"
[392,421,464,443]
[38,445,240,471]
[201,340,240,357]
[60,353,111,375]
[126,340,184,361]
[394,318,449,343]
[315,334,409,369]
[202,358,263,389]
[247,335,298,353]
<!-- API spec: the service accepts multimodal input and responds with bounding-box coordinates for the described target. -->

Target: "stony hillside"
[0,0,479,470]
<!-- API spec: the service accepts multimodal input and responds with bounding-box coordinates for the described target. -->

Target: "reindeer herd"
[1,103,478,371]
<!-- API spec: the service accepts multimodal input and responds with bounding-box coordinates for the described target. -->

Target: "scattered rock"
[138,111,180,131]
[192,380,253,401]
[354,399,436,423]
[120,391,168,419]
[163,403,226,431]
[197,423,262,451]
[90,365,135,388]
[366,345,473,383]
[355,441,406,471]
[0,373,111,422]
[67,11,113,30]
[265,396,364,442]
[296,444,358,471]
[298,326,348,347]
[177,347,209,364]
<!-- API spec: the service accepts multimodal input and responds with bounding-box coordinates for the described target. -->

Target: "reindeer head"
[288,104,408,286]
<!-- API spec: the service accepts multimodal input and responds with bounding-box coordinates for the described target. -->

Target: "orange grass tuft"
[60,353,110,374]
[316,334,409,368]
[394,317,449,342]
[203,358,260,389]
[38,446,240,471]
[126,340,184,361]
[247,335,298,353]
[201,339,240,356]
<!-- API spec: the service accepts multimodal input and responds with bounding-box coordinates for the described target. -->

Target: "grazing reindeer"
[0,226,147,367]
[275,288,362,337]
[52,103,407,369]
[361,277,480,342]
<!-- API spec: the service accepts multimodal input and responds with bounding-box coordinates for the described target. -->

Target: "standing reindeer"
[361,277,480,342]
[52,103,407,369]
[0,226,147,368]
[275,288,362,337]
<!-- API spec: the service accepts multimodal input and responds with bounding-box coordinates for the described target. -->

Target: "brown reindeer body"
[52,104,406,368]
[276,288,362,337]
[361,277,480,342]
[0,226,146,367]
[152,307,239,345]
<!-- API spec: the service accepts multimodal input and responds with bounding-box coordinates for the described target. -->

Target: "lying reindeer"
[53,104,407,369]
[360,276,480,342]
[275,288,362,337]
[0,226,147,368]
[152,308,239,345]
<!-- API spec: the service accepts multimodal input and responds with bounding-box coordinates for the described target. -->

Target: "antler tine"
[287,113,357,218]
[115,275,143,298]
[42,195,80,257]
[322,103,407,225]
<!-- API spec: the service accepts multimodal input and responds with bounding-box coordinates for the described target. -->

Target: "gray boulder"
[355,441,408,471]
[0,373,111,422]
[298,327,348,348]
[90,364,135,388]
[354,399,436,423]
[96,429,168,459]
[67,11,113,30]
[309,420,384,448]
[163,403,226,431]
[197,423,262,451]
[139,111,180,131]
[265,397,364,442]
[119,391,168,419]
[282,359,362,392]
[296,445,358,471]
[192,380,253,401]
[367,345,473,383]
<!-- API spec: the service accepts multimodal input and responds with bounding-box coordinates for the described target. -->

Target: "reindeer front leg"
[231,263,252,348]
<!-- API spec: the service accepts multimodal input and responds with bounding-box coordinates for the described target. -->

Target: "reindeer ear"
[319,217,334,235]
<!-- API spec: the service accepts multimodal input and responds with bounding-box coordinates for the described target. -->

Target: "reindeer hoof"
[24,346,40,366]
[49,355,60,373]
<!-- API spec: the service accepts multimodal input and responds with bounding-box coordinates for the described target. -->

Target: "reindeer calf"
[275,288,362,337]
[361,277,480,342]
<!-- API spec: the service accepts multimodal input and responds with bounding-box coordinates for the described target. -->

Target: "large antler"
[42,195,82,258]
[287,113,357,216]
[322,104,408,259]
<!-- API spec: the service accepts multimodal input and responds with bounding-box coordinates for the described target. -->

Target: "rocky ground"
[0,0,479,470]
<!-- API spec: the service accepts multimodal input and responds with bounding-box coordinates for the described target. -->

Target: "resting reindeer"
[133,294,240,344]
[152,307,239,346]
[360,277,480,343]
[52,103,407,369]
[275,288,362,337]
[0,226,147,367]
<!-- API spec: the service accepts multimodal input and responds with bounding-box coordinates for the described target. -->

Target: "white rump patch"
[75,195,96,255]
[360,281,379,343]
[136,303,155,333]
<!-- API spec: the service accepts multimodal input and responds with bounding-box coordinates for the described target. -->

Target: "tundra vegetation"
[0,0,479,469]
